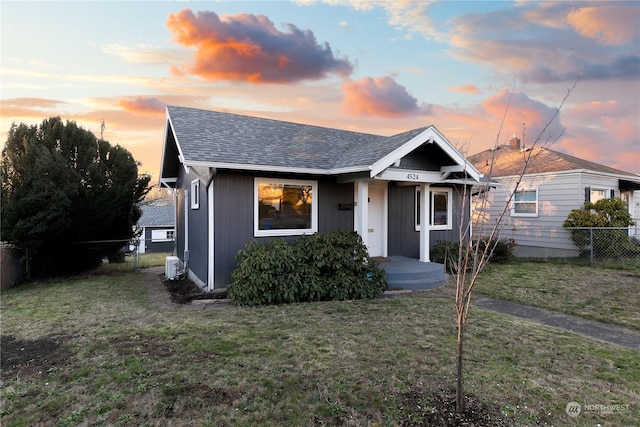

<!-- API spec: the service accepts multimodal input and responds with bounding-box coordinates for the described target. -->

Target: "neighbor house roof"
[468,145,640,179]
[138,205,175,228]
[161,105,481,183]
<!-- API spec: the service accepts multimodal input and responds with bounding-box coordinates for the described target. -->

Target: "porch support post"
[356,180,369,248]
[419,183,431,262]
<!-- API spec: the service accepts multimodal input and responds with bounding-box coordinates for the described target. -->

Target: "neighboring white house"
[468,135,640,257]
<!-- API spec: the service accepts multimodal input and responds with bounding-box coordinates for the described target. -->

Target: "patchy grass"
[1,265,638,426]
[475,260,640,331]
[92,252,171,274]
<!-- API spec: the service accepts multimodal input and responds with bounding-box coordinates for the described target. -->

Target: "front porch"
[374,256,447,290]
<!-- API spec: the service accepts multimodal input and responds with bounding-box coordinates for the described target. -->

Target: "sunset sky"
[1,1,639,181]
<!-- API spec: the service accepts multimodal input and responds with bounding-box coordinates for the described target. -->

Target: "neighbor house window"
[589,188,609,203]
[415,188,453,231]
[190,179,200,209]
[151,229,174,242]
[254,178,318,237]
[512,189,538,217]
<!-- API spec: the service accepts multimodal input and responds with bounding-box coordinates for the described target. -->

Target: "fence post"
[134,240,140,271]
[589,228,594,266]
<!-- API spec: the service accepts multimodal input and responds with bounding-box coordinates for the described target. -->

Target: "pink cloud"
[567,5,640,45]
[481,90,567,146]
[166,8,353,84]
[342,76,432,117]
[118,96,166,116]
[449,83,481,94]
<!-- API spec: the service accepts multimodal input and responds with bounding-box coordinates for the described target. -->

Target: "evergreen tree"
[1,117,150,276]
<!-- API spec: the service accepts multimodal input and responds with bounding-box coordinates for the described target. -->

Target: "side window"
[415,187,453,230]
[511,189,538,217]
[190,179,200,209]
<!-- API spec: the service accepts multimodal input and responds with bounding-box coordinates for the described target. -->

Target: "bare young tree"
[449,82,576,413]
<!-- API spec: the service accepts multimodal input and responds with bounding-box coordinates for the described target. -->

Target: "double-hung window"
[254,178,318,237]
[511,189,538,217]
[415,188,453,231]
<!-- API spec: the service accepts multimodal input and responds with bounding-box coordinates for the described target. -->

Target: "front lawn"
[475,260,640,331]
[1,263,638,426]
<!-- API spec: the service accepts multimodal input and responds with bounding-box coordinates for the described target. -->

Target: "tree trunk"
[456,313,464,413]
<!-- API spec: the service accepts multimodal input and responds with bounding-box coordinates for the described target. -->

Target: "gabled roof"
[161,105,481,182]
[468,145,639,179]
[138,205,175,227]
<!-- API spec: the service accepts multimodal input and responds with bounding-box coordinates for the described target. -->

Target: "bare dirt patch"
[164,278,227,304]
[0,334,71,380]
[397,387,518,426]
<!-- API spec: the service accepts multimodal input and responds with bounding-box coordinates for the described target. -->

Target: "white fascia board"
[159,109,173,180]
[492,169,640,183]
[183,160,331,176]
[369,126,437,177]
[183,160,371,176]
[369,126,482,182]
[163,111,190,175]
[423,126,482,182]
[328,165,371,175]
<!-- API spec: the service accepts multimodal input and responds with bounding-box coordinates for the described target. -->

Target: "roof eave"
[183,160,340,176]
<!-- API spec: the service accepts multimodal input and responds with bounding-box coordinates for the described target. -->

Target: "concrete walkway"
[474,297,640,350]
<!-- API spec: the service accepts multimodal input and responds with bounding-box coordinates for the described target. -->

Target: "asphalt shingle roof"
[138,205,175,227]
[166,106,421,171]
[468,145,639,178]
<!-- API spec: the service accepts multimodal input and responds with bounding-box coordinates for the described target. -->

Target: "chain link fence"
[564,227,640,268]
[1,238,176,289]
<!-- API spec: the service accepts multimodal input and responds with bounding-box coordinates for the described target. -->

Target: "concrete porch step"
[378,256,447,290]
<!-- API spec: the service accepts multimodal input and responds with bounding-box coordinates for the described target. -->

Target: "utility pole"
[100,119,105,140]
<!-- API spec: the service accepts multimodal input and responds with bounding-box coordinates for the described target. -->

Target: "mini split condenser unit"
[165,256,179,280]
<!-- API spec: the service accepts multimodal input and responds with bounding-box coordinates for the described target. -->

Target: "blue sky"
[1,1,639,178]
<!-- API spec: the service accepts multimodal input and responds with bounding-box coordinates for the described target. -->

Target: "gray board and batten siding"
[212,171,355,285]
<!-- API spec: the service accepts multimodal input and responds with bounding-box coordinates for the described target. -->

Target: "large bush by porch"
[229,230,387,306]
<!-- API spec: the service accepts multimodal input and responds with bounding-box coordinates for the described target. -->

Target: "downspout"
[206,168,216,291]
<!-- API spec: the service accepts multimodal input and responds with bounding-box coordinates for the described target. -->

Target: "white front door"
[367,181,386,257]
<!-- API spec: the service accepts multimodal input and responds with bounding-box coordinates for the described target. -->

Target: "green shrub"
[430,240,465,272]
[430,238,514,273]
[229,230,387,306]
[476,238,516,264]
[563,198,637,258]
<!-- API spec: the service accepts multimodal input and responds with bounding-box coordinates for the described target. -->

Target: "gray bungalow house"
[160,106,481,290]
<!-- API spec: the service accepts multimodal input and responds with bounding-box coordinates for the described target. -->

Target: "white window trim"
[254,177,318,237]
[415,187,453,231]
[151,229,174,242]
[190,179,200,209]
[511,188,538,217]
